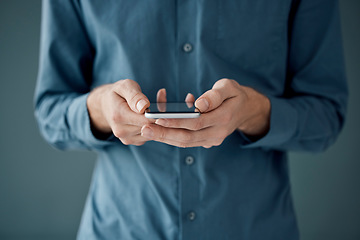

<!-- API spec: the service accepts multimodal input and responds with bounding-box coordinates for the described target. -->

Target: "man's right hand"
[87,79,165,146]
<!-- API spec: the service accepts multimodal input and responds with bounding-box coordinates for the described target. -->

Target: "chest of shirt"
[79,0,292,98]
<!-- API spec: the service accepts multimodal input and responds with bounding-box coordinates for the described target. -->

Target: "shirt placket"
[176,0,200,239]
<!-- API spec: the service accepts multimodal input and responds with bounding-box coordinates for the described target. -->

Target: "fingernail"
[141,126,154,138]
[161,88,166,95]
[155,119,168,127]
[196,98,209,112]
[136,99,148,112]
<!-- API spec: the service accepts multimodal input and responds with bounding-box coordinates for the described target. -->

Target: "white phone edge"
[145,112,200,119]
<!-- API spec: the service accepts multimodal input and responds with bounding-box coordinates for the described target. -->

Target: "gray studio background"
[0,1,359,239]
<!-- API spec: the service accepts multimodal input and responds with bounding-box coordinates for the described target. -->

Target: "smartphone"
[145,102,200,119]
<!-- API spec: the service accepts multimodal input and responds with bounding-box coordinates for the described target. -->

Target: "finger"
[154,115,211,131]
[113,79,150,113]
[185,93,195,103]
[157,88,167,103]
[195,78,238,113]
[185,93,195,108]
[141,124,223,148]
[156,102,166,113]
[154,101,229,130]
[111,97,154,127]
[112,124,142,139]
[118,134,149,146]
[156,88,167,112]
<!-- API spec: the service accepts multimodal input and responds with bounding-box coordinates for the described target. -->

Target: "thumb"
[195,79,236,113]
[114,79,150,113]
[156,88,167,103]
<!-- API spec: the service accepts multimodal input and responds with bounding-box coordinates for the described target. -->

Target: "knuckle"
[231,79,239,87]
[217,78,236,89]
[218,78,228,83]
[213,139,224,146]
[227,79,236,87]
[178,142,189,148]
[113,127,127,139]
[115,79,129,90]
[109,84,118,93]
[219,129,229,139]
[211,89,222,102]
[225,78,235,86]
[118,79,139,95]
[121,139,131,145]
[133,141,146,146]
[113,81,121,88]
[218,78,230,86]
[158,129,166,141]
[121,79,133,86]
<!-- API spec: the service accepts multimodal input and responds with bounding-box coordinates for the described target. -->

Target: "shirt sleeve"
[34,0,116,151]
[240,0,348,152]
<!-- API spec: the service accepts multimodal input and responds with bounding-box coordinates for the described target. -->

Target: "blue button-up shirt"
[35,0,347,239]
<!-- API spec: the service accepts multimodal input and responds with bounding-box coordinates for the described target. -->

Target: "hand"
[141,78,271,148]
[87,79,165,146]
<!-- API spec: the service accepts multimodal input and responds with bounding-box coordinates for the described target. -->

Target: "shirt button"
[183,43,193,53]
[185,156,195,165]
[188,211,196,221]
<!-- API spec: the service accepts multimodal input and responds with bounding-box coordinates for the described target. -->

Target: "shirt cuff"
[67,93,117,150]
[239,96,298,149]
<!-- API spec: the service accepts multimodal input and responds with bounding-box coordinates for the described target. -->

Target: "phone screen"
[147,102,196,113]
[145,102,200,119]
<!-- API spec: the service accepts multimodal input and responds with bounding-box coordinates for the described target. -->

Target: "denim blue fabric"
[35,0,347,239]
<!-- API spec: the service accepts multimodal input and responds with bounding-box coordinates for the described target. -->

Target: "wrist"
[87,85,112,137]
[237,87,270,140]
